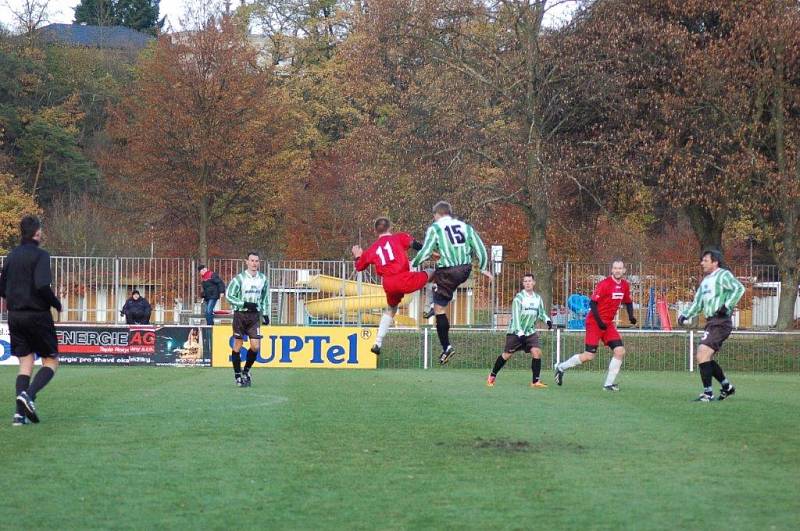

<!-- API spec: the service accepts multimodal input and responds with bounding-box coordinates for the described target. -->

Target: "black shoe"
[603,384,620,392]
[422,305,435,319]
[554,366,564,386]
[439,345,455,365]
[242,372,252,387]
[693,393,713,402]
[12,413,29,427]
[718,384,735,401]
[235,375,245,387]
[16,391,39,423]
[370,344,381,356]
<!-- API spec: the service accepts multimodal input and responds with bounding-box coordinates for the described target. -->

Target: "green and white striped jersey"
[226,270,270,316]
[507,290,550,336]
[681,268,745,319]
[410,215,488,270]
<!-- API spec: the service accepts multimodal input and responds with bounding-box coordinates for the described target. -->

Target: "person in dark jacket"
[198,265,225,325]
[121,290,152,324]
[0,215,62,426]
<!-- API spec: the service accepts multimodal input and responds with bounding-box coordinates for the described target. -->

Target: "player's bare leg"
[695,344,733,401]
[373,306,398,356]
[530,348,547,388]
[16,355,58,424]
[555,347,595,386]
[603,345,625,391]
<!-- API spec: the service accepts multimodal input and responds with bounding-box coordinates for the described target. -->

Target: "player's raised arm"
[410,225,438,267]
[353,245,371,271]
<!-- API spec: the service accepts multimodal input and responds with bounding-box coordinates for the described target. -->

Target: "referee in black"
[0,215,62,426]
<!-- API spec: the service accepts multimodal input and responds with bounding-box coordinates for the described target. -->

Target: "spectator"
[121,290,152,325]
[198,265,225,325]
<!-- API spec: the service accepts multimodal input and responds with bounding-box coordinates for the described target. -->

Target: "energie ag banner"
[212,325,377,369]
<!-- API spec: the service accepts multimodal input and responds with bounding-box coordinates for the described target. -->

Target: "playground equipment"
[296,275,417,326]
[566,294,590,330]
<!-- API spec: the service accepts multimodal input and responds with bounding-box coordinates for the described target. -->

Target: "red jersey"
[355,233,415,278]
[588,276,632,324]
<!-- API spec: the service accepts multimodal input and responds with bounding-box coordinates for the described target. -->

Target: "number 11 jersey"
[355,232,416,277]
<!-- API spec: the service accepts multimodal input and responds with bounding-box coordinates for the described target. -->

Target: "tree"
[73,0,163,34]
[105,16,304,262]
[0,172,41,253]
[5,0,50,46]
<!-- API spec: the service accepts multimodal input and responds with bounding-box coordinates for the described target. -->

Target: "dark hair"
[197,264,207,271]
[521,273,535,289]
[702,249,723,266]
[131,289,141,296]
[374,217,391,233]
[247,251,260,259]
[20,215,41,240]
[432,201,452,216]
[610,258,625,268]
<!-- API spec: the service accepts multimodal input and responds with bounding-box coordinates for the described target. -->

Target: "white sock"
[605,358,622,386]
[376,314,393,346]
[424,284,434,308]
[559,354,583,371]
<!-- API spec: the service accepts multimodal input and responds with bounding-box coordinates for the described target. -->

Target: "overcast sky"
[1,0,578,34]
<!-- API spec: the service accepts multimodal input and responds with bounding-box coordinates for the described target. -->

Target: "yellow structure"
[296,275,417,326]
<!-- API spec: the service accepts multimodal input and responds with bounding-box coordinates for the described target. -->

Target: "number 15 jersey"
[410,215,488,270]
[355,233,416,277]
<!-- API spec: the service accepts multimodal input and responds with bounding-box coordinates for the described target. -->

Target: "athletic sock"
[15,375,30,415]
[532,358,542,382]
[244,349,257,372]
[604,358,622,387]
[699,361,713,395]
[376,314,393,347]
[491,355,507,377]
[435,313,450,350]
[558,354,583,371]
[231,350,242,376]
[711,360,728,386]
[27,367,54,400]
[424,283,434,309]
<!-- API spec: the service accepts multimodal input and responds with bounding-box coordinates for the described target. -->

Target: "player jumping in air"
[678,250,744,402]
[487,273,552,388]
[225,251,270,387]
[352,217,433,356]
[411,201,492,365]
[555,260,637,390]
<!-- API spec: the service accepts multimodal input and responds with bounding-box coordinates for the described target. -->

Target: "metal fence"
[378,328,800,373]
[0,256,798,329]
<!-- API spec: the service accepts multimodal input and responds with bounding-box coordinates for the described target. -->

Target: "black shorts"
[8,310,59,358]
[432,264,472,306]
[700,316,733,352]
[504,333,540,353]
[233,311,262,339]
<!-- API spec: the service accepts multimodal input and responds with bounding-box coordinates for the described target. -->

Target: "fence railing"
[378,328,800,373]
[1,256,798,329]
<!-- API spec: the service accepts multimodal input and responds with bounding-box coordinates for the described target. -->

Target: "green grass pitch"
[1,367,799,529]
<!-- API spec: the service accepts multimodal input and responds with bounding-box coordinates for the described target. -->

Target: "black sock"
[710,360,728,387]
[244,349,257,372]
[491,355,507,377]
[532,358,542,382]
[27,367,54,400]
[699,362,713,394]
[232,350,242,376]
[435,313,450,350]
[15,375,30,415]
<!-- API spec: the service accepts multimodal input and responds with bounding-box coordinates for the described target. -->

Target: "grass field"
[1,367,799,530]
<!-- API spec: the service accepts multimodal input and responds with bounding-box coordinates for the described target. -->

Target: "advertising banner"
[1,324,211,366]
[211,325,377,369]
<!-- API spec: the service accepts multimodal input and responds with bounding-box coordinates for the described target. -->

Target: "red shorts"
[585,318,621,348]
[382,271,430,307]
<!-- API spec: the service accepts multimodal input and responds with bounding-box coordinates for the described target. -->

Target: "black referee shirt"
[0,239,58,312]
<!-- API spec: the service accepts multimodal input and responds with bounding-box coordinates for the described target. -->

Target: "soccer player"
[554,260,637,390]
[678,250,744,402]
[411,201,492,364]
[0,215,62,426]
[487,273,552,388]
[352,217,433,356]
[225,251,270,387]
